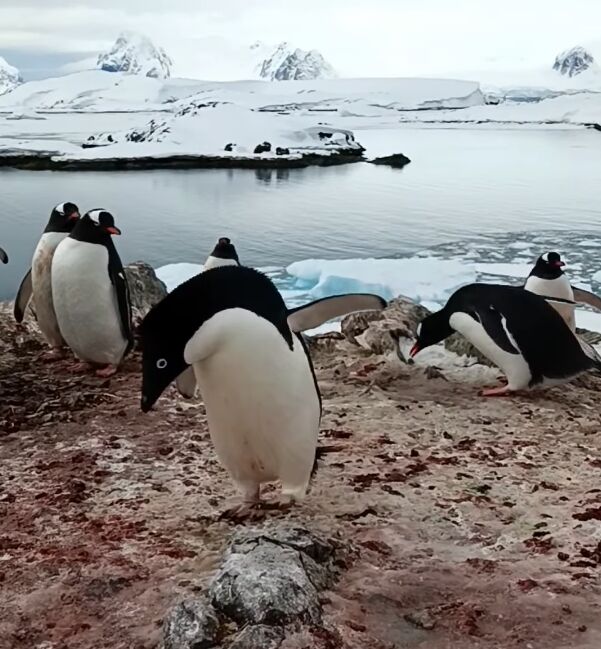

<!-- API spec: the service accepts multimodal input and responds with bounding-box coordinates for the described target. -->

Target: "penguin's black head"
[71,209,121,244]
[410,310,454,358]
[45,201,81,233]
[531,251,565,279]
[210,237,239,262]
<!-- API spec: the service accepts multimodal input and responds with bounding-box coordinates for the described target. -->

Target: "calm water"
[1,127,601,299]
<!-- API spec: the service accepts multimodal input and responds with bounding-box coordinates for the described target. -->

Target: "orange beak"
[105,226,121,235]
[409,342,420,358]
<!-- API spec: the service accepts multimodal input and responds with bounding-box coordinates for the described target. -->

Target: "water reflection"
[254,168,291,184]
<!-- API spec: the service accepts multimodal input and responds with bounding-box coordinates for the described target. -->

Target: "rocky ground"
[1,300,601,649]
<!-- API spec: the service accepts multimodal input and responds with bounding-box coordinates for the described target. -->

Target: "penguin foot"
[219,503,265,522]
[96,365,118,378]
[479,384,513,397]
[40,348,67,362]
[67,361,93,373]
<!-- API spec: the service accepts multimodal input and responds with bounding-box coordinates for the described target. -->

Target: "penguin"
[51,209,133,377]
[140,265,386,518]
[0,247,7,264]
[14,201,80,359]
[203,237,240,271]
[175,237,241,398]
[410,283,601,396]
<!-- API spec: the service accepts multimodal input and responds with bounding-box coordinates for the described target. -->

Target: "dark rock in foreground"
[368,153,411,168]
[162,525,339,649]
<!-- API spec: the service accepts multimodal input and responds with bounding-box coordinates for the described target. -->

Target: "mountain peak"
[553,46,594,77]
[97,31,173,79]
[257,42,336,81]
[0,56,22,96]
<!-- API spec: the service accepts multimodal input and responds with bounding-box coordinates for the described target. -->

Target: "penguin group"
[9,203,601,517]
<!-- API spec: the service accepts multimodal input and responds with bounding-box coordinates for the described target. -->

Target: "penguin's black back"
[449,283,598,385]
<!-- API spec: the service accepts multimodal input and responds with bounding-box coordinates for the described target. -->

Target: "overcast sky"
[3,0,601,80]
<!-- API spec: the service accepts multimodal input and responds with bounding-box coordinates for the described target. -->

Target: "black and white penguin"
[525,251,601,331]
[14,202,80,358]
[140,265,386,517]
[0,247,7,264]
[203,237,240,270]
[51,209,133,377]
[410,283,601,396]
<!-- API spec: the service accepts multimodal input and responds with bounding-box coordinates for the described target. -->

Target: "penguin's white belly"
[524,276,575,330]
[450,312,532,390]
[189,309,320,490]
[31,232,67,347]
[52,239,127,365]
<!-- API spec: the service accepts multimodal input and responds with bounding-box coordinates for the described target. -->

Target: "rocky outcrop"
[123,261,167,338]
[162,526,340,649]
[258,42,336,81]
[368,153,411,169]
[553,46,594,77]
[98,31,172,79]
[341,296,429,356]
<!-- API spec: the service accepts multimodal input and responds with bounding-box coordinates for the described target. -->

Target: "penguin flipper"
[108,259,134,354]
[469,305,520,355]
[14,268,33,323]
[0,247,7,264]
[287,294,387,333]
[572,286,601,312]
[175,366,197,398]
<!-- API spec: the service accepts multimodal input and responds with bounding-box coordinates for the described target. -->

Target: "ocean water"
[1,127,601,315]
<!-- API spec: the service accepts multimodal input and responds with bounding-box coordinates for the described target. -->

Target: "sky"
[2,0,601,80]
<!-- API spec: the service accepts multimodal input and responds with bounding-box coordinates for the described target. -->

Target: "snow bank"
[156,263,202,292]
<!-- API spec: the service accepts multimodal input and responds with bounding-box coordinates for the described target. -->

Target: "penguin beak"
[554,261,565,268]
[105,226,121,235]
[409,342,420,358]
[141,393,153,413]
[69,211,80,220]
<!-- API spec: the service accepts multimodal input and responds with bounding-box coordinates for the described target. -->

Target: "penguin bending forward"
[176,237,241,399]
[525,251,601,331]
[0,247,7,264]
[410,283,601,396]
[140,265,386,517]
[14,202,80,358]
[51,209,133,377]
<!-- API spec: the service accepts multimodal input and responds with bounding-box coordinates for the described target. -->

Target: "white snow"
[156,263,202,292]
[97,32,172,79]
[0,56,22,96]
[553,46,595,78]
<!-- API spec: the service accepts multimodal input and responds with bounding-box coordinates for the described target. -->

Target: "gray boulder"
[124,260,167,325]
[162,526,338,649]
[342,295,429,355]
[163,599,220,649]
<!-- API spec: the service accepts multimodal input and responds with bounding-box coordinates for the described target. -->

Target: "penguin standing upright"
[51,209,132,377]
[14,202,80,358]
[525,251,601,331]
[176,236,241,398]
[140,265,386,518]
[411,283,601,396]
[0,248,7,264]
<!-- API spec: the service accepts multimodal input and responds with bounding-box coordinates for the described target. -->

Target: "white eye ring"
[416,323,422,337]
[156,358,168,369]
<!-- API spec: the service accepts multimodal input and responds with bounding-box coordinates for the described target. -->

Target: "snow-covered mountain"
[553,46,594,77]
[257,42,336,81]
[0,56,22,96]
[97,32,172,79]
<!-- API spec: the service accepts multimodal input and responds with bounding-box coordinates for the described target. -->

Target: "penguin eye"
[156,358,168,369]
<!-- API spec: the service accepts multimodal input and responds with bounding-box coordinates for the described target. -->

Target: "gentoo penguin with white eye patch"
[0,247,7,264]
[14,202,80,359]
[175,236,241,399]
[51,209,133,377]
[204,237,240,270]
[410,283,601,396]
[140,265,386,518]
[525,251,601,332]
